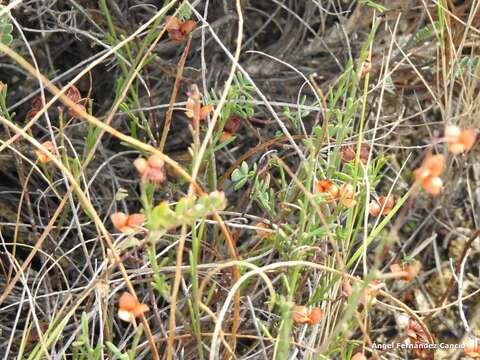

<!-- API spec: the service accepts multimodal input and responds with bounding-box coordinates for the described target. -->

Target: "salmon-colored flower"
[66,85,81,103]
[254,222,273,239]
[341,143,370,164]
[361,54,372,77]
[292,305,324,325]
[414,153,445,196]
[35,141,55,164]
[111,212,146,234]
[217,115,241,142]
[133,155,166,183]
[185,98,213,121]
[219,132,234,142]
[463,337,480,358]
[27,96,44,119]
[360,279,383,307]
[117,292,149,323]
[407,318,431,359]
[66,85,86,119]
[389,262,419,281]
[339,183,356,208]
[342,279,353,298]
[315,180,340,201]
[343,279,383,308]
[351,353,367,360]
[165,16,196,42]
[369,195,395,217]
[445,125,476,154]
[224,115,242,134]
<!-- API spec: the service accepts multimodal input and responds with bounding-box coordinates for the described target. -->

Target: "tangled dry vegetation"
[0,0,480,359]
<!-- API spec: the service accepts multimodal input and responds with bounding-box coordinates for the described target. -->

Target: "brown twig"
[159,36,192,152]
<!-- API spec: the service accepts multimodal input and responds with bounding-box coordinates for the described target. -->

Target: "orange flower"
[341,143,370,164]
[342,279,353,298]
[133,155,166,183]
[66,85,86,119]
[389,262,419,281]
[185,98,213,121]
[369,195,395,217]
[343,279,383,308]
[66,84,81,103]
[361,54,372,77]
[35,141,55,164]
[26,96,43,119]
[463,337,480,358]
[414,153,445,196]
[111,212,146,234]
[219,132,234,142]
[217,115,241,142]
[255,222,273,239]
[406,318,431,359]
[351,353,367,360]
[292,305,323,325]
[360,279,383,307]
[165,16,196,42]
[315,180,339,201]
[117,292,149,323]
[224,115,242,134]
[339,183,356,208]
[445,125,476,154]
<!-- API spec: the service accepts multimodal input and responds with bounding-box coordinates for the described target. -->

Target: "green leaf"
[359,0,386,12]
[231,169,243,182]
[147,192,226,232]
[0,6,13,46]
[241,161,249,174]
[233,177,248,191]
[106,342,129,360]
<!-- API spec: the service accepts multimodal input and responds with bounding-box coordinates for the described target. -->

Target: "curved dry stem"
[208,260,433,359]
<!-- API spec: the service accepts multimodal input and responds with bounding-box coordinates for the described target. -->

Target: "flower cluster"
[165,16,196,42]
[342,279,384,308]
[389,262,419,282]
[218,115,241,142]
[414,153,445,196]
[66,85,86,118]
[117,292,149,323]
[184,96,213,121]
[110,212,146,235]
[35,141,56,164]
[315,180,356,208]
[369,195,395,217]
[341,143,370,164]
[133,155,166,183]
[444,125,476,155]
[292,305,323,325]
[463,337,480,358]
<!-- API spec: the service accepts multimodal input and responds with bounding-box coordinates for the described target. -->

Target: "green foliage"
[71,313,103,360]
[70,312,143,360]
[411,21,439,44]
[231,161,256,190]
[147,191,226,231]
[359,0,386,12]
[178,2,193,21]
[253,177,276,216]
[0,6,13,46]
[282,96,313,130]
[208,72,255,123]
[456,56,480,77]
[105,324,143,360]
[105,343,129,360]
[148,245,171,301]
[274,297,294,359]
[0,82,15,121]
